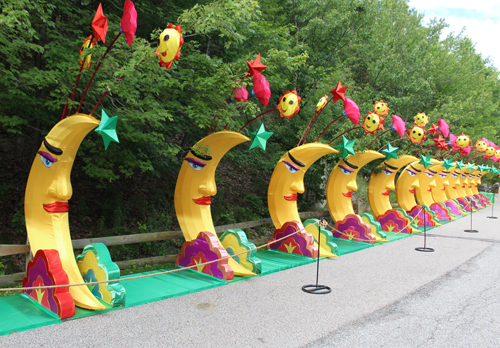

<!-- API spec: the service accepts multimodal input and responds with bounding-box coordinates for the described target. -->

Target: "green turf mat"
[68,267,227,319]
[331,239,373,255]
[383,231,414,242]
[0,294,61,336]
[258,249,317,275]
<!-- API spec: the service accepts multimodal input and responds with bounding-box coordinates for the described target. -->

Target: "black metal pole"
[302,218,331,294]
[465,199,479,232]
[487,190,497,219]
[416,206,434,252]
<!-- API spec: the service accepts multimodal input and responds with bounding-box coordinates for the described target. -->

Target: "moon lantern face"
[25,114,105,310]
[367,155,418,217]
[445,167,462,199]
[174,131,249,241]
[414,161,442,206]
[268,143,337,228]
[395,161,429,211]
[326,150,385,221]
[432,169,452,203]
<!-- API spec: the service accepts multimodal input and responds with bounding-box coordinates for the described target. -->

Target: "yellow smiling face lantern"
[414,113,429,126]
[79,35,95,69]
[362,112,385,135]
[155,23,183,69]
[407,125,426,144]
[475,139,488,152]
[277,90,301,119]
[316,95,328,112]
[455,133,471,149]
[373,100,389,116]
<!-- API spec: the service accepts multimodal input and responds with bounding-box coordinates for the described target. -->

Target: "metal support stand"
[416,207,434,252]
[302,218,331,294]
[464,202,478,232]
[487,192,497,219]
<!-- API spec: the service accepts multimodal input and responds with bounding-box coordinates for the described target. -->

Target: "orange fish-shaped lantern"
[407,125,426,144]
[79,35,95,69]
[277,90,301,119]
[155,24,183,69]
[316,95,328,112]
[373,100,389,116]
[414,113,429,127]
[361,112,385,135]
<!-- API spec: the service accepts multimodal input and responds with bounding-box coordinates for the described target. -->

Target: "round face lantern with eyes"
[362,112,385,135]
[485,146,496,158]
[156,24,183,69]
[373,100,389,116]
[277,90,301,118]
[475,139,488,152]
[414,113,429,126]
[455,133,471,149]
[407,125,426,144]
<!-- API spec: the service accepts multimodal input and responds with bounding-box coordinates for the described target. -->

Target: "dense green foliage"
[1,0,499,272]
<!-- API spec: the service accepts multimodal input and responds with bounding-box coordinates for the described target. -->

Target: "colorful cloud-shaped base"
[333,214,377,244]
[269,221,318,258]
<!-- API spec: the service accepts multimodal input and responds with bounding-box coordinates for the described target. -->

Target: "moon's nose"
[48,164,73,201]
[443,180,450,186]
[199,176,217,196]
[291,180,304,194]
[411,179,420,188]
[429,179,436,188]
[346,179,358,192]
[385,181,395,191]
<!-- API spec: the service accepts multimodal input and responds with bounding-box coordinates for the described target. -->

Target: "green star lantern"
[95,109,119,150]
[382,144,398,160]
[335,136,356,159]
[249,123,273,150]
[418,155,433,169]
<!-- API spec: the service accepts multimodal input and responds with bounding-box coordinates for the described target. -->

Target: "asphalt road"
[1,196,499,348]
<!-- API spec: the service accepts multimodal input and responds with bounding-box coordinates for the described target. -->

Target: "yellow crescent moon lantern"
[414,161,442,206]
[326,150,385,222]
[25,114,105,310]
[174,131,255,276]
[445,166,462,200]
[395,161,428,211]
[456,169,468,198]
[463,170,475,197]
[471,170,484,195]
[431,167,452,203]
[268,143,338,228]
[367,155,418,217]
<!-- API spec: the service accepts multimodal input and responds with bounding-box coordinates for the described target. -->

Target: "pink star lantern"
[120,0,137,47]
[391,115,406,137]
[252,73,271,106]
[438,119,449,138]
[343,98,360,125]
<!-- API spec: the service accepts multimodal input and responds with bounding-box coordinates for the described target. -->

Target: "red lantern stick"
[66,60,87,117]
[367,128,391,150]
[239,108,277,132]
[314,114,344,143]
[327,126,362,145]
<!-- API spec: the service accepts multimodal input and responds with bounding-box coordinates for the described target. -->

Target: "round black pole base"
[415,247,434,252]
[464,229,479,233]
[487,216,498,219]
[302,284,332,294]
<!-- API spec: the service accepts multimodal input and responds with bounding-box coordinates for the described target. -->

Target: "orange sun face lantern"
[407,125,426,144]
[373,100,389,116]
[79,35,95,69]
[155,24,183,69]
[474,139,488,152]
[455,133,471,149]
[414,113,429,127]
[277,90,301,119]
[362,112,385,135]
